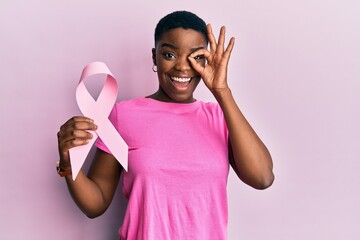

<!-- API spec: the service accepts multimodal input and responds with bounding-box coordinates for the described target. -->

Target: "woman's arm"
[58,117,122,218]
[214,89,274,189]
[189,24,274,189]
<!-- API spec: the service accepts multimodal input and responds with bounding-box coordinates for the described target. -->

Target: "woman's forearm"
[64,170,109,218]
[214,88,274,189]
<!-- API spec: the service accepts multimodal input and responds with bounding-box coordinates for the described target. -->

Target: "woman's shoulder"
[114,97,147,109]
[199,100,222,112]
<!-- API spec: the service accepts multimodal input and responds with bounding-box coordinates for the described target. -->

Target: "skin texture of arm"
[189,24,274,189]
[58,117,122,218]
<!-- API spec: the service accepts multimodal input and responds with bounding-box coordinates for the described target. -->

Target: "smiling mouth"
[170,76,192,83]
[170,76,193,88]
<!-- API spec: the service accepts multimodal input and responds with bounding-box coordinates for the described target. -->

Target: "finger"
[58,124,96,146]
[60,118,97,132]
[207,24,217,53]
[60,128,94,142]
[188,49,211,74]
[190,49,211,62]
[58,129,93,163]
[216,26,226,55]
[60,138,92,153]
[58,128,94,151]
[59,150,71,165]
[223,37,235,61]
[60,116,95,131]
[63,116,94,126]
[58,118,96,146]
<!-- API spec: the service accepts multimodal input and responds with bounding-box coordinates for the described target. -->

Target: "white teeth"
[171,76,191,82]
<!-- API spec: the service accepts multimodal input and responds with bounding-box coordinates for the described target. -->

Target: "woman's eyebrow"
[191,46,205,52]
[160,43,178,49]
[160,43,205,52]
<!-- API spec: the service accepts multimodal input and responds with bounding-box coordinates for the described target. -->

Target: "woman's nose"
[174,56,191,72]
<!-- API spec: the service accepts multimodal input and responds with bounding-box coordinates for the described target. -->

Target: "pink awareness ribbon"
[69,62,128,180]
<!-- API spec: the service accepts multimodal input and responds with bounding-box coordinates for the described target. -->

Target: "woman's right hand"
[57,116,98,168]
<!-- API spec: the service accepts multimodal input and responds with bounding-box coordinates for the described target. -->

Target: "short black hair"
[154,11,208,46]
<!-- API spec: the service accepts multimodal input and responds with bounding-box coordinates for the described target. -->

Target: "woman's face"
[152,28,207,103]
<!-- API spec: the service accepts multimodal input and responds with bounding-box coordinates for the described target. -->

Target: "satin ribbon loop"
[69,62,128,180]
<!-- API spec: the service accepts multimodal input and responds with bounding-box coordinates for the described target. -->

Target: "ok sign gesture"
[188,24,235,96]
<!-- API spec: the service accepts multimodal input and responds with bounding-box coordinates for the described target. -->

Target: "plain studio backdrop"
[0,0,359,239]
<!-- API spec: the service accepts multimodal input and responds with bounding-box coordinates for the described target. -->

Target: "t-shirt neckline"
[140,97,201,113]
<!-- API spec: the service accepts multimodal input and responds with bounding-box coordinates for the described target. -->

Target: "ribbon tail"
[69,136,97,181]
[96,119,128,171]
[70,62,128,178]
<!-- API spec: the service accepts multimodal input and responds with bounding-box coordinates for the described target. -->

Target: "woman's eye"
[163,53,175,59]
[194,55,205,61]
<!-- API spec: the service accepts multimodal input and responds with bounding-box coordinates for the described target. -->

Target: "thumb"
[58,146,71,166]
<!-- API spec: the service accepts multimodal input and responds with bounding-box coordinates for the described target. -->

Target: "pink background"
[1,0,359,239]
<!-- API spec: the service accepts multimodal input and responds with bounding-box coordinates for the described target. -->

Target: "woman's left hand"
[188,24,235,95]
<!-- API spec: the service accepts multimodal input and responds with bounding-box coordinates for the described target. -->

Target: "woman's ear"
[152,48,156,66]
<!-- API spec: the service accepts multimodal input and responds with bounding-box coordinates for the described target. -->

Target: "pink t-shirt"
[96,97,229,240]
